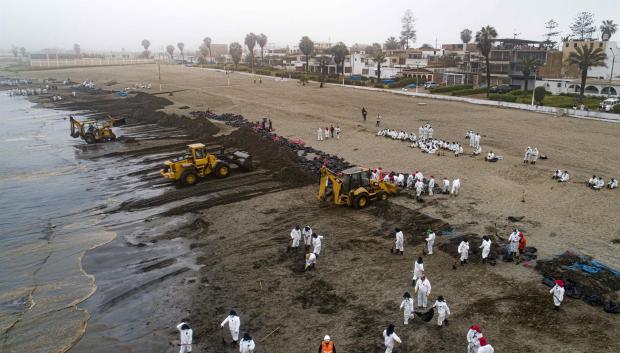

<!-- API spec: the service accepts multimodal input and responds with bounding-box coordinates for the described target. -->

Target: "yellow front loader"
[317,166,397,209]
[69,115,125,144]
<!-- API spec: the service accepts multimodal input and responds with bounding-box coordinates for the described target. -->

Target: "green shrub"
[430,84,473,93]
[534,86,546,105]
[451,88,487,96]
[254,69,273,76]
[614,104,620,114]
[510,90,530,96]
[489,94,518,102]
[374,83,385,89]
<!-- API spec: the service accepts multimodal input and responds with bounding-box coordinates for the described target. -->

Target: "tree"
[543,19,560,49]
[384,37,400,50]
[299,36,314,73]
[19,47,26,57]
[420,43,433,49]
[561,35,572,43]
[141,39,151,58]
[475,25,498,96]
[166,45,175,60]
[177,42,185,62]
[570,12,596,41]
[318,54,331,83]
[519,56,540,91]
[567,43,607,99]
[198,44,210,64]
[400,9,416,49]
[244,33,257,73]
[229,42,243,69]
[534,86,546,105]
[460,29,472,50]
[600,20,618,41]
[330,42,349,77]
[257,33,268,66]
[372,49,387,81]
[203,37,212,59]
[73,44,81,57]
[11,45,18,57]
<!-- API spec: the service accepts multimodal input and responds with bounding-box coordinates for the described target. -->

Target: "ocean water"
[0,95,115,353]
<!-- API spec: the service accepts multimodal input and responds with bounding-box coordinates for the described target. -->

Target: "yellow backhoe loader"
[317,166,398,208]
[160,143,252,186]
[69,115,126,144]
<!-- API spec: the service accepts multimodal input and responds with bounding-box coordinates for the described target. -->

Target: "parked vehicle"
[599,98,619,112]
[424,81,439,89]
[489,85,514,94]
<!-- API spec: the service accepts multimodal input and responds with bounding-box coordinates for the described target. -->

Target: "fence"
[30,58,155,68]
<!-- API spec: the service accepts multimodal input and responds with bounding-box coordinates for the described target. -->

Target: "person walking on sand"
[480,236,491,264]
[415,274,431,308]
[305,252,317,270]
[176,322,193,353]
[324,127,330,140]
[550,279,565,310]
[239,332,256,353]
[318,335,336,353]
[383,324,401,353]
[220,310,241,344]
[425,229,435,255]
[467,324,483,353]
[289,225,301,250]
[317,127,324,141]
[303,225,313,252]
[516,232,527,264]
[312,233,323,257]
[400,292,415,325]
[391,228,404,255]
[458,238,470,265]
[376,113,381,127]
[477,337,494,353]
[412,257,424,286]
[329,125,334,138]
[361,107,367,121]
[335,126,341,139]
[432,295,451,327]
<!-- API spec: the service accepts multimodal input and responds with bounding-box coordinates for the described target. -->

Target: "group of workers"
[376,126,467,157]
[371,168,461,198]
[465,130,482,149]
[176,311,256,353]
[523,146,540,164]
[289,225,324,271]
[317,125,342,141]
[587,175,617,190]
[552,169,571,182]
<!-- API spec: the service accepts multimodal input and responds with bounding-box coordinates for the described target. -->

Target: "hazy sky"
[1,0,619,53]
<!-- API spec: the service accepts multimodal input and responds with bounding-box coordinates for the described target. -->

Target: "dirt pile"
[294,279,348,314]
[373,202,451,245]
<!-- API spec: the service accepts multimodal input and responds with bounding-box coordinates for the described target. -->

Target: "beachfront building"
[562,40,620,80]
[535,78,620,96]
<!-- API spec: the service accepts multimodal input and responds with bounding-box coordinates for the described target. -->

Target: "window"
[557,83,561,87]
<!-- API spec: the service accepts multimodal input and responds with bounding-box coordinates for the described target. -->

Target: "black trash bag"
[524,246,538,254]
[488,258,497,266]
[542,276,556,287]
[603,300,620,314]
[415,308,434,322]
[584,294,604,306]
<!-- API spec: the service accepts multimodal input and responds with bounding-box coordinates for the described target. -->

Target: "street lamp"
[609,47,616,98]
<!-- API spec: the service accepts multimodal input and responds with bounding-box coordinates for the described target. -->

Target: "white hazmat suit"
[415,277,432,308]
[412,260,424,281]
[239,338,256,353]
[302,226,313,247]
[550,284,565,307]
[425,232,436,255]
[383,330,402,353]
[432,299,450,326]
[290,227,301,248]
[176,323,193,353]
[221,314,241,342]
[394,230,404,253]
[312,235,323,255]
[480,239,491,260]
[400,297,415,324]
[458,241,470,262]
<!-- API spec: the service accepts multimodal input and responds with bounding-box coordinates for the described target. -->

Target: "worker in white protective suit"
[480,236,491,264]
[305,252,317,270]
[302,226,313,251]
[396,173,405,187]
[425,229,435,255]
[415,274,431,308]
[289,225,301,250]
[608,178,618,189]
[176,322,193,353]
[415,179,424,199]
[400,292,415,324]
[477,337,494,353]
[317,127,324,141]
[221,310,241,344]
[391,228,404,255]
[508,229,521,259]
[406,173,415,189]
[415,170,423,182]
[383,324,401,353]
[474,133,481,148]
[530,147,539,164]
[458,239,470,265]
[523,146,532,164]
[450,178,461,196]
[432,295,451,326]
[412,257,424,285]
[312,233,323,256]
[550,279,565,310]
[442,177,450,194]
[239,332,256,353]
[428,176,435,196]
[467,324,483,353]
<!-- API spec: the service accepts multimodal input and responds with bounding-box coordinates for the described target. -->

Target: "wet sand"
[2,65,619,353]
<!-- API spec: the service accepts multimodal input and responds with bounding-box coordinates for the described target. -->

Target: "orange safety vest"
[321,340,334,353]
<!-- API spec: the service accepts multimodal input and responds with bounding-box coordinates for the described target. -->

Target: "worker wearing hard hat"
[318,335,336,353]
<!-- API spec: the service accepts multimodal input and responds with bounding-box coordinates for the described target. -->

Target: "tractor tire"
[181,170,198,186]
[109,132,117,141]
[377,191,388,201]
[354,194,369,209]
[84,133,96,144]
[215,163,230,178]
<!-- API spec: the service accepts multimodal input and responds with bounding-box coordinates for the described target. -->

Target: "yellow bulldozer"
[317,166,398,208]
[69,115,126,144]
[160,143,253,186]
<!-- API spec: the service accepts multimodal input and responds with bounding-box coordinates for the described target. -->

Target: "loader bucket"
[112,118,126,127]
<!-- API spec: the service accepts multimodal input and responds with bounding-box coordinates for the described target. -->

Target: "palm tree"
[519,57,540,91]
[203,37,212,61]
[384,37,400,50]
[299,36,314,73]
[475,25,498,96]
[567,43,607,99]
[460,29,472,51]
[330,42,349,77]
[244,33,257,73]
[140,39,151,58]
[229,42,243,69]
[257,33,268,66]
[600,20,618,41]
[372,50,387,81]
[177,42,185,63]
[166,45,175,61]
[73,43,81,57]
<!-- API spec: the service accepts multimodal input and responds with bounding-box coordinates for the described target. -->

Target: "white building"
[535,78,620,96]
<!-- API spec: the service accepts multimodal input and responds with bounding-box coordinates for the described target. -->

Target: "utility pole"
[608,48,615,98]
[158,62,162,91]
